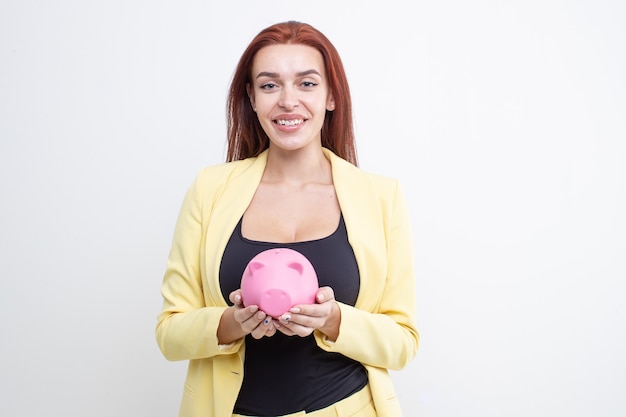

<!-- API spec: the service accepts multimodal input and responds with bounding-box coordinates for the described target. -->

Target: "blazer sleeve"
[314,180,419,370]
[155,171,243,361]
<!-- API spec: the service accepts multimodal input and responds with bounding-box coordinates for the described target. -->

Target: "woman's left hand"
[276,286,341,341]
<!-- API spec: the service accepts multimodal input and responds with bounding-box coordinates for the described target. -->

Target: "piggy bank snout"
[258,289,292,319]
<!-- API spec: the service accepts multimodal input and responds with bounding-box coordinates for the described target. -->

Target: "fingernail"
[234,294,241,303]
[317,294,325,302]
[290,307,300,313]
[263,318,270,325]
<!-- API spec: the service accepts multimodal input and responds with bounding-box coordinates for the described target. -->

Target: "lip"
[272,114,307,130]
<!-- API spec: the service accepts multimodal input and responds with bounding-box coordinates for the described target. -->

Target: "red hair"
[226,21,358,165]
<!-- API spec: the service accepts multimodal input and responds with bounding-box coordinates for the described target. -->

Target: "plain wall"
[1,1,625,416]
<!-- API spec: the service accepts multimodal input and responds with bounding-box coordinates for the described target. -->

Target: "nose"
[260,289,292,318]
[278,86,298,110]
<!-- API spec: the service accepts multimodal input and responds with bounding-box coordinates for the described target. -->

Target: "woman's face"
[247,43,335,152]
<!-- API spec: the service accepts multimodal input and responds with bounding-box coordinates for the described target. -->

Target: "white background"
[1,1,625,416]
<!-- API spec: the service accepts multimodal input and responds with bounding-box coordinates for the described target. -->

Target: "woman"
[156,21,418,417]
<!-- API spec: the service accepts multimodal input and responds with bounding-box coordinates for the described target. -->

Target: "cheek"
[256,109,273,125]
[253,101,274,120]
[254,109,275,134]
[253,92,274,107]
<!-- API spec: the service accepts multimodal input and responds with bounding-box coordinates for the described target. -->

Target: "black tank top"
[219,215,368,416]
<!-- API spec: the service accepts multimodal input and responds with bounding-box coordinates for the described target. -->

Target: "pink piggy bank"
[240,248,319,318]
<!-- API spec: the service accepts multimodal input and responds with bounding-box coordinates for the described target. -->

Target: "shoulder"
[360,168,400,191]
[327,149,402,196]
[195,158,255,181]
[192,154,264,186]
[183,155,265,208]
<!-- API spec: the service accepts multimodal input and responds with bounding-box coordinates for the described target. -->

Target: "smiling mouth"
[275,119,305,126]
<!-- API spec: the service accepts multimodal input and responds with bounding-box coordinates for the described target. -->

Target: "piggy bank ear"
[248,261,265,275]
[288,262,304,276]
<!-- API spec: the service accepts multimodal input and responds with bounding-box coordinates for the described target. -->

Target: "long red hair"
[226,21,358,165]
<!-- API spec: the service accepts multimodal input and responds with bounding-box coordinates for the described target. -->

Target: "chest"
[242,182,341,243]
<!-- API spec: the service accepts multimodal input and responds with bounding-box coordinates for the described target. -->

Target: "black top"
[219,215,368,416]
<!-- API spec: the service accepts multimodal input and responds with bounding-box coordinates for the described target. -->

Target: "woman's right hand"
[225,290,278,340]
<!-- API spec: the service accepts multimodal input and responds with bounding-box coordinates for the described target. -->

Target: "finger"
[234,304,258,324]
[229,290,243,305]
[315,286,335,304]
[284,313,319,330]
[278,312,315,334]
[250,315,275,339]
[240,308,266,333]
[287,302,330,319]
[279,320,314,337]
[264,318,278,337]
[276,324,296,336]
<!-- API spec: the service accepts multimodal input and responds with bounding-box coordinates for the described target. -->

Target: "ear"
[246,83,256,112]
[249,261,265,275]
[326,92,335,111]
[288,262,304,276]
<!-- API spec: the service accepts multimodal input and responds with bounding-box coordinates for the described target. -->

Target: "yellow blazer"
[156,148,419,417]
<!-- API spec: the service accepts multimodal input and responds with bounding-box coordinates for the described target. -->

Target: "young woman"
[156,21,419,417]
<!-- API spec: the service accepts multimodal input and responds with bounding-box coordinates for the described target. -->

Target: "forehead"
[252,44,326,76]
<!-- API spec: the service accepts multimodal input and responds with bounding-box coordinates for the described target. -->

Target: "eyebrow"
[255,69,322,79]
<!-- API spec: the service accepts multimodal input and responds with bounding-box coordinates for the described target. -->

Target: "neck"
[263,146,332,185]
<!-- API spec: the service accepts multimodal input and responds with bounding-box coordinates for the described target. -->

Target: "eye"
[301,81,318,88]
[260,82,278,90]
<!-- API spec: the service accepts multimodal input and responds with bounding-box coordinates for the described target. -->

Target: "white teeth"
[276,119,304,126]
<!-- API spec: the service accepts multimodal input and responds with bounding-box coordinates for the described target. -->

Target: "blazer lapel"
[204,151,268,306]
[325,149,387,310]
